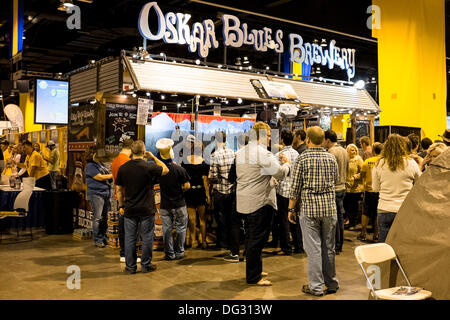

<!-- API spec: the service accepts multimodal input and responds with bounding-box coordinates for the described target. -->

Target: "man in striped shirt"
[288,126,339,297]
[209,131,236,250]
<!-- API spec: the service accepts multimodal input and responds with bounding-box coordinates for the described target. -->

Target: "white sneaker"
[120,257,141,263]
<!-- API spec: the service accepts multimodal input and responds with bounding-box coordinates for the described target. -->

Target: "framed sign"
[31,131,38,143]
[51,130,58,142]
[40,131,47,143]
[105,103,138,146]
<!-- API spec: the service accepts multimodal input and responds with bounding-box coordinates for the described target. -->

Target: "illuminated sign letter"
[164,12,178,44]
[176,13,192,45]
[289,34,305,64]
[203,19,219,50]
[222,14,243,47]
[138,2,165,41]
[275,30,284,53]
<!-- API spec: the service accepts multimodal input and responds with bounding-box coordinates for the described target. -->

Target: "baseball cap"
[439,129,450,143]
[186,135,196,143]
[47,140,56,147]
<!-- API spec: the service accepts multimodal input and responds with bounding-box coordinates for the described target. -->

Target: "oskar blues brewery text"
[138,1,357,79]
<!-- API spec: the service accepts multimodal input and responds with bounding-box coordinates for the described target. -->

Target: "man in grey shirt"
[323,130,348,254]
[235,122,290,286]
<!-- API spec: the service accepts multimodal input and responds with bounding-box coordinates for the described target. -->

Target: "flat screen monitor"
[35,79,69,124]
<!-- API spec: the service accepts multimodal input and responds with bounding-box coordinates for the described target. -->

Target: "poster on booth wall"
[68,104,96,151]
[31,131,38,143]
[39,131,47,143]
[137,98,153,125]
[67,150,93,229]
[105,103,138,154]
[50,130,58,143]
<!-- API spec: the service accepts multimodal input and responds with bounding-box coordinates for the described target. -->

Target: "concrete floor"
[0,229,372,300]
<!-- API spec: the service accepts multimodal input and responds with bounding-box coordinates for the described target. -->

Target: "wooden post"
[351,114,357,145]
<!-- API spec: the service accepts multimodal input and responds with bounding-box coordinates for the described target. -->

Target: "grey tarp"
[381,148,450,299]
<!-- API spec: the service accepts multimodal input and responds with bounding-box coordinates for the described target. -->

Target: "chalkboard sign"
[69,104,96,143]
[105,103,138,146]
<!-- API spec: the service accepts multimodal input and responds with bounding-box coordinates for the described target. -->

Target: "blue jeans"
[377,211,396,243]
[300,215,339,294]
[160,206,188,259]
[124,215,155,272]
[119,213,125,257]
[87,194,110,245]
[335,190,346,252]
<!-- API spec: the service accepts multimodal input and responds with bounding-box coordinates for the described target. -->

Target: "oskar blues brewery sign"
[138,2,356,79]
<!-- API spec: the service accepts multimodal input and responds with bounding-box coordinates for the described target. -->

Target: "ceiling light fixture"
[63,0,74,8]
[354,80,366,90]
[237,98,243,104]
[195,59,200,65]
[57,1,68,11]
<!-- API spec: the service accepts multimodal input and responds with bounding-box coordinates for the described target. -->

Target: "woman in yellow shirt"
[16,141,51,190]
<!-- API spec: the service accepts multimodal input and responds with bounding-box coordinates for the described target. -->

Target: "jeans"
[160,206,188,259]
[335,190,346,252]
[273,194,292,253]
[49,171,58,190]
[300,215,339,294]
[245,205,274,284]
[230,203,246,257]
[87,194,110,245]
[124,214,155,272]
[377,211,396,243]
[119,213,125,257]
[213,192,235,248]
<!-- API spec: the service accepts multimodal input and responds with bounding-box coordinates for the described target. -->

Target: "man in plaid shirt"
[288,126,339,297]
[208,131,236,250]
[272,130,301,255]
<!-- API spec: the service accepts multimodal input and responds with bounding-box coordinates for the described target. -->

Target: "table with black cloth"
[0,189,46,229]
[0,189,79,234]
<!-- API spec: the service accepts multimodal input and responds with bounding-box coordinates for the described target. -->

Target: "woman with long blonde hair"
[343,144,364,231]
[372,134,421,242]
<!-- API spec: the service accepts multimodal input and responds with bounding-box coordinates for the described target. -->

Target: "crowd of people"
[79,125,449,294]
[0,139,60,190]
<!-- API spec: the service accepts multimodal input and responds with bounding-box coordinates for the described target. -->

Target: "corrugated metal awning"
[125,58,380,112]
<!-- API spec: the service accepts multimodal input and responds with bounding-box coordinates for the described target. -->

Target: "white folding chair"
[0,182,34,243]
[355,243,432,300]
